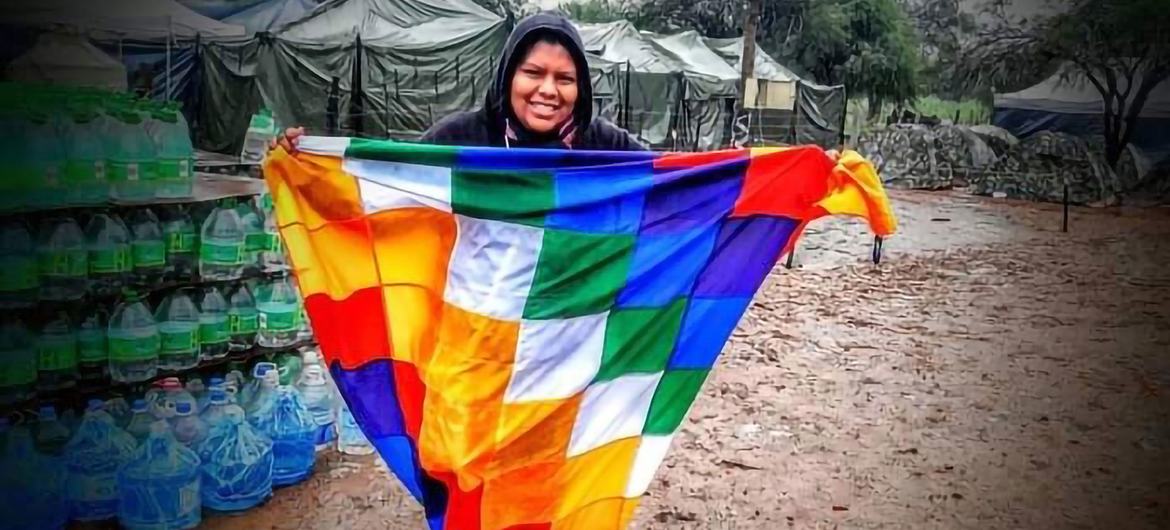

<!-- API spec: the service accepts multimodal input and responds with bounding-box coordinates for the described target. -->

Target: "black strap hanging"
[872,236,884,265]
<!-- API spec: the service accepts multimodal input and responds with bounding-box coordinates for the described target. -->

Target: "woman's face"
[510,41,578,134]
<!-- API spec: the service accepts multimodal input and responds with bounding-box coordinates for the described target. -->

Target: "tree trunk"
[738,0,761,102]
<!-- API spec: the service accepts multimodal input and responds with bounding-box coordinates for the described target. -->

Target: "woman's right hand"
[269,127,305,153]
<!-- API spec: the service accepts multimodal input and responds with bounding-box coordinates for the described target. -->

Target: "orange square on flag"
[382,285,443,367]
[490,396,582,477]
[282,219,379,300]
[368,207,457,290]
[481,460,566,529]
[552,497,639,530]
[266,152,365,230]
[554,437,640,519]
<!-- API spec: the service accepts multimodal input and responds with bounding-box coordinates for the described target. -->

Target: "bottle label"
[267,233,282,253]
[0,256,38,291]
[132,240,166,268]
[160,328,198,355]
[67,470,118,507]
[157,159,181,180]
[259,310,298,332]
[95,160,107,182]
[109,331,160,362]
[78,328,107,363]
[109,161,139,182]
[229,308,259,335]
[0,349,36,386]
[90,246,131,274]
[244,233,269,252]
[200,241,243,265]
[63,160,105,184]
[200,316,230,344]
[38,249,88,278]
[166,230,196,254]
[179,159,190,179]
[38,337,78,371]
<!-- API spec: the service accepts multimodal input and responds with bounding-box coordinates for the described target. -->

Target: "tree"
[900,0,977,98]
[558,0,636,24]
[962,0,1170,168]
[471,0,538,30]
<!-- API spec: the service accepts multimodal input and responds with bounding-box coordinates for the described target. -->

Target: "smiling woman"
[418,11,646,151]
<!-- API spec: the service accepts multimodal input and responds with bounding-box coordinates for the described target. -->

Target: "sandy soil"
[202,190,1170,530]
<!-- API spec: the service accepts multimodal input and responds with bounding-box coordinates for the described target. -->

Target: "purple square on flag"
[330,360,407,438]
[639,158,748,235]
[692,216,800,297]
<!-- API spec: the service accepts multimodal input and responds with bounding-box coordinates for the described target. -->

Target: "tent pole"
[167,17,173,101]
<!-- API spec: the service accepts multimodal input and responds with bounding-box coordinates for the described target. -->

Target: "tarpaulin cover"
[263,136,895,530]
[0,0,246,39]
[5,31,128,90]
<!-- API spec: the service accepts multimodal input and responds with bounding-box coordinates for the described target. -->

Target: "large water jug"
[198,200,245,281]
[77,301,110,383]
[36,215,87,301]
[0,424,68,530]
[0,219,39,308]
[198,286,230,361]
[170,401,208,448]
[256,273,300,348]
[0,317,36,406]
[37,309,78,392]
[62,99,109,206]
[64,400,138,522]
[124,399,154,444]
[226,282,258,352]
[85,212,131,297]
[106,107,158,202]
[158,205,196,281]
[337,401,375,456]
[236,200,265,276]
[35,405,72,457]
[128,207,167,285]
[200,388,232,429]
[116,420,201,530]
[197,406,274,513]
[25,103,66,210]
[155,290,200,371]
[248,385,316,487]
[148,103,194,200]
[108,289,160,383]
[297,364,336,451]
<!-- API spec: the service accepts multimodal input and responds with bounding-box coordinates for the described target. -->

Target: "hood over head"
[485,11,593,141]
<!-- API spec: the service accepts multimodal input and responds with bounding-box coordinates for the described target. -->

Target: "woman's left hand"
[826,149,841,162]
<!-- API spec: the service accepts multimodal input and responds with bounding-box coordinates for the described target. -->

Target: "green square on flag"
[523,229,635,319]
[452,168,554,227]
[596,298,686,381]
[643,369,709,435]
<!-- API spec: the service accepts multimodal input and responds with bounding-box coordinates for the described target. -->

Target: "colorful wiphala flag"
[263,137,896,530]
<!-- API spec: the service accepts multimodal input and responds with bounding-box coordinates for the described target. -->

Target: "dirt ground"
[204,189,1170,530]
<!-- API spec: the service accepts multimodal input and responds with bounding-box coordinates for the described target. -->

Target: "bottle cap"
[175,402,193,415]
[209,389,227,403]
[132,399,147,411]
[38,406,56,420]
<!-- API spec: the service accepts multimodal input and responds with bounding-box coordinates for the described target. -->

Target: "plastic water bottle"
[0,317,36,406]
[226,282,258,352]
[128,208,167,285]
[241,108,276,164]
[106,107,157,202]
[0,424,68,530]
[25,104,66,209]
[85,212,131,297]
[186,377,208,411]
[62,99,109,206]
[108,289,160,384]
[236,200,265,276]
[198,405,274,513]
[249,385,316,487]
[0,219,39,308]
[116,421,201,530]
[158,205,196,282]
[243,363,278,418]
[37,309,78,392]
[200,389,232,429]
[154,290,200,372]
[148,103,194,200]
[296,364,336,451]
[36,215,88,301]
[148,377,196,420]
[260,200,285,271]
[64,400,138,522]
[105,396,133,429]
[77,302,110,382]
[195,287,229,362]
[124,399,154,444]
[198,200,245,281]
[337,402,375,456]
[170,401,208,448]
[35,405,72,457]
[256,274,300,348]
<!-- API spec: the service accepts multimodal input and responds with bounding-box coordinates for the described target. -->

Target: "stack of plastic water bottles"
[0,348,374,530]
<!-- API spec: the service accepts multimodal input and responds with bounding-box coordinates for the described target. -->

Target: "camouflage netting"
[968,131,1119,206]
[854,124,997,191]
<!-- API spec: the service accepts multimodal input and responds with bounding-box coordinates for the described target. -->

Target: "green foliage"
[558,0,639,24]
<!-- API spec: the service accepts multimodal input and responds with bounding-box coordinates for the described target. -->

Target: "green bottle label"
[200,316,230,345]
[131,240,166,268]
[199,241,242,265]
[156,159,187,181]
[166,230,196,254]
[63,160,107,184]
[259,310,298,332]
[0,257,38,291]
[244,233,269,252]
[160,328,198,355]
[109,332,160,362]
[229,308,259,335]
[38,337,78,371]
[267,233,282,253]
[0,350,37,386]
[107,161,140,182]
[90,246,130,274]
[77,328,107,363]
[38,249,88,278]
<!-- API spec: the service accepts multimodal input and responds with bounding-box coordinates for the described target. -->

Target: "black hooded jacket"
[419,12,646,151]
